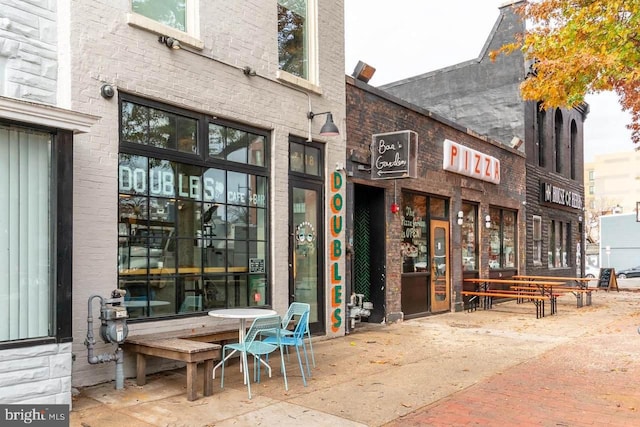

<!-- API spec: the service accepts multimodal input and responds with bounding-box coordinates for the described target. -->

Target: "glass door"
[289,181,324,333]
[430,220,450,312]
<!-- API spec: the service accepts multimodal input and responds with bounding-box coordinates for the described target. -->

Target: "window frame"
[277,0,319,88]
[118,93,271,321]
[532,215,542,266]
[0,122,73,348]
[488,207,517,271]
[548,219,570,269]
[127,0,203,49]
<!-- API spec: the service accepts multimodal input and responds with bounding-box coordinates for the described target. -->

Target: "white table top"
[208,308,277,319]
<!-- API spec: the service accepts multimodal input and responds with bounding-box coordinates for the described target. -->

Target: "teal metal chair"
[264,310,311,386]
[220,314,288,399]
[268,302,316,368]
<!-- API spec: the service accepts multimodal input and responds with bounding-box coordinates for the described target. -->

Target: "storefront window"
[0,125,52,342]
[488,207,517,270]
[401,194,428,273]
[548,220,569,268]
[119,97,269,319]
[460,203,478,271]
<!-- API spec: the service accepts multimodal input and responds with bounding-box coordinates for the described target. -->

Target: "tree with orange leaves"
[491,0,640,145]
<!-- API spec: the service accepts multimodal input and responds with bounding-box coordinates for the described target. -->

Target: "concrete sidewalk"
[71,282,640,427]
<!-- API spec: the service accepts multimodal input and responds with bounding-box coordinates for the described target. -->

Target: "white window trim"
[0,96,98,133]
[127,0,203,50]
[277,0,320,90]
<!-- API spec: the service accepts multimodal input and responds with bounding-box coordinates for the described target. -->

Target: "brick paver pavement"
[385,313,640,427]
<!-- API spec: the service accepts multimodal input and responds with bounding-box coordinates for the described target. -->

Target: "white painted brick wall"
[0,0,71,406]
[0,0,347,395]
[0,343,72,405]
[69,0,345,389]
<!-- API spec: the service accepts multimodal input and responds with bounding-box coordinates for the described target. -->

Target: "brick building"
[345,77,526,322]
[0,0,346,404]
[380,1,588,278]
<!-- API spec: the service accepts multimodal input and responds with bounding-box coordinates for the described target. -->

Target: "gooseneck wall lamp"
[307,111,340,140]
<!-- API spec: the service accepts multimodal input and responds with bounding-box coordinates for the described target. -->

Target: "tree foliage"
[491,0,640,144]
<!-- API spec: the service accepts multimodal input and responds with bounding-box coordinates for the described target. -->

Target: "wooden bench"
[461,290,551,318]
[123,327,238,401]
[512,285,597,308]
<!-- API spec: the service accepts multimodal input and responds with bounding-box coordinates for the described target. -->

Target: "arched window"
[554,109,563,173]
[570,120,577,179]
[537,102,545,167]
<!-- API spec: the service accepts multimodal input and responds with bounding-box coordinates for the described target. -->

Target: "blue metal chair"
[264,310,311,386]
[268,302,316,368]
[220,314,288,399]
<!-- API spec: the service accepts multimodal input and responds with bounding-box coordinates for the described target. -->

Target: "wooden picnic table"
[512,275,596,287]
[463,278,561,318]
[513,275,602,307]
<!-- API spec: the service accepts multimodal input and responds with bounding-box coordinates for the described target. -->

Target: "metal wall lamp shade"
[158,35,181,50]
[307,111,339,137]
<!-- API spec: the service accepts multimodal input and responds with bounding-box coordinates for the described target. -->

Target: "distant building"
[379,1,588,277]
[584,149,640,221]
[599,213,640,271]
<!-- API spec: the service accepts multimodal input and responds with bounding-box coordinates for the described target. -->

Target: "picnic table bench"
[512,275,599,307]
[461,289,551,318]
[123,327,238,401]
[463,278,565,318]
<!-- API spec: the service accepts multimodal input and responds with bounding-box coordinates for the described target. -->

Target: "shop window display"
[118,96,269,319]
[488,207,517,270]
[401,194,428,273]
[460,203,478,272]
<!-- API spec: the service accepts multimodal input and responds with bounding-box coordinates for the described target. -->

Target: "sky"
[344,0,635,162]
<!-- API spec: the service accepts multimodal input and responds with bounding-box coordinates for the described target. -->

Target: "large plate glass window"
[0,125,52,342]
[119,96,269,320]
[548,219,570,268]
[488,207,517,270]
[277,0,317,83]
[460,203,478,272]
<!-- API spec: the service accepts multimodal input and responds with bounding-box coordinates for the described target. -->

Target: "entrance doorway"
[430,220,450,312]
[289,180,324,334]
[351,185,386,322]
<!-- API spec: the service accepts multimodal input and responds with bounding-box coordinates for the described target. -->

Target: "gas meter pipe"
[85,294,127,390]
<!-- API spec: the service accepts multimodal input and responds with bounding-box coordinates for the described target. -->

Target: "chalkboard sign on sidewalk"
[597,268,619,291]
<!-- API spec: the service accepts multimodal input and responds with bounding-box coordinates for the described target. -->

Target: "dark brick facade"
[374,2,587,278]
[346,77,526,318]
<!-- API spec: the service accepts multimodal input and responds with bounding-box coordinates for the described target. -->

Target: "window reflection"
[460,203,477,272]
[488,207,517,270]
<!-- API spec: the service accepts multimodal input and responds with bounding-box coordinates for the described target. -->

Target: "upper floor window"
[554,109,563,173]
[588,169,595,181]
[278,0,317,83]
[570,120,577,179]
[132,0,189,32]
[537,102,545,167]
[129,0,201,46]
